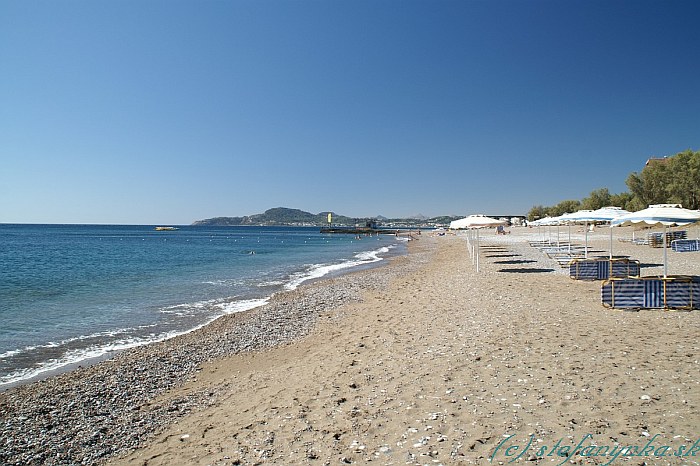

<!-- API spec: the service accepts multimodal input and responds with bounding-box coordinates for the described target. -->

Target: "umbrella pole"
[609,224,614,279]
[476,228,480,272]
[471,229,475,261]
[568,224,571,253]
[556,224,560,247]
[663,225,668,278]
[584,222,589,258]
[467,230,472,257]
[471,230,475,264]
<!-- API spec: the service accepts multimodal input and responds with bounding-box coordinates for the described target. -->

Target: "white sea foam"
[284,245,394,290]
[256,279,286,287]
[0,297,268,387]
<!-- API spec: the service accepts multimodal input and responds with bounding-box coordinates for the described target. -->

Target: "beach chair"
[648,230,687,248]
[569,258,641,280]
[671,239,700,252]
[601,275,700,310]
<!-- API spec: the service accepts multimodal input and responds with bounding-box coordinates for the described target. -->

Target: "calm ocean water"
[0,224,405,387]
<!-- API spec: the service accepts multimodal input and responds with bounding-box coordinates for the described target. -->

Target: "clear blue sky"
[2,0,699,224]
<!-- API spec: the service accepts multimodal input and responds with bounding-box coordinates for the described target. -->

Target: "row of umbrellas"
[451,205,700,276]
[449,215,506,272]
[531,206,631,258]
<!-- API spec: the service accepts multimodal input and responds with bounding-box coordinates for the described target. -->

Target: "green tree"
[626,150,700,209]
[549,199,582,217]
[666,150,700,209]
[581,188,612,210]
[527,205,549,221]
[609,191,634,210]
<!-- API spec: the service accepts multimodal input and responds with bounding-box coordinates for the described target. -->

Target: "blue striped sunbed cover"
[570,258,640,280]
[601,276,700,310]
[671,239,700,252]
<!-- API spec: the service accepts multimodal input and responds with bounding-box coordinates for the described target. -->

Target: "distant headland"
[191,207,463,228]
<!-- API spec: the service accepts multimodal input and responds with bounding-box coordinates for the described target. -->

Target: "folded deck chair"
[602,276,700,310]
[671,239,700,252]
[570,258,641,280]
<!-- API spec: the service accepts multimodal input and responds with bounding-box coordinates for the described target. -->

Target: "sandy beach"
[2,226,699,465]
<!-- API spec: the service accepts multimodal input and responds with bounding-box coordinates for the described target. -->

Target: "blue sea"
[0,224,406,388]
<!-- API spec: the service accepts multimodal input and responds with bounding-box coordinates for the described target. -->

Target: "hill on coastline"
[192,208,459,227]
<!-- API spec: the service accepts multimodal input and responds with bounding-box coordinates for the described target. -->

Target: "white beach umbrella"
[449,218,471,230]
[559,207,630,258]
[587,206,630,259]
[533,216,557,243]
[531,216,557,226]
[559,210,596,257]
[533,215,566,248]
[461,214,507,229]
[610,204,700,277]
[531,216,561,244]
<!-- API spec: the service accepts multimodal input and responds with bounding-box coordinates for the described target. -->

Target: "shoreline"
[0,236,407,391]
[0,237,421,465]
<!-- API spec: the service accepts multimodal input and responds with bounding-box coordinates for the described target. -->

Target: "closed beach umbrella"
[461,215,507,272]
[610,204,700,277]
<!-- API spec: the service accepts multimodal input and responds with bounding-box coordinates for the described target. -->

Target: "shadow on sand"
[497,268,555,273]
[493,259,537,265]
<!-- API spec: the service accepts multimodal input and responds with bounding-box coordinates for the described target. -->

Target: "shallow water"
[0,224,405,386]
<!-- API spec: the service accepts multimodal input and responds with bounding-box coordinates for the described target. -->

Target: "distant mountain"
[192,207,464,227]
[192,207,461,227]
[192,207,370,227]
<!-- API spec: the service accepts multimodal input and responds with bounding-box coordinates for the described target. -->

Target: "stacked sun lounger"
[541,246,585,267]
[601,275,700,310]
[570,258,641,280]
[631,237,649,245]
[541,245,585,256]
[671,239,700,252]
[550,254,583,267]
[648,230,687,248]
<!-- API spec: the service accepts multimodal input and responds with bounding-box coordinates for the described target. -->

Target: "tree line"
[527,149,700,221]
